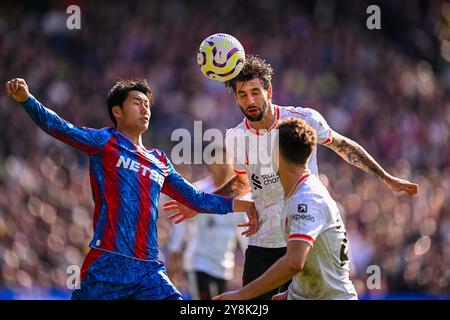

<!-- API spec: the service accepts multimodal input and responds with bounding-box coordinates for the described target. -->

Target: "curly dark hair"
[224,55,274,92]
[277,118,317,165]
[107,79,153,126]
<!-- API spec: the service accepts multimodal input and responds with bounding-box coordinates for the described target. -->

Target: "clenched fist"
[5,78,30,103]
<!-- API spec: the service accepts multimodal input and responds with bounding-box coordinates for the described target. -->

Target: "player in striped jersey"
[214,118,358,300]
[5,78,257,300]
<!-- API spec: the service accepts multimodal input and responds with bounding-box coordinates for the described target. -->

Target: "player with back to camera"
[214,118,358,300]
[5,78,258,300]
[164,55,419,300]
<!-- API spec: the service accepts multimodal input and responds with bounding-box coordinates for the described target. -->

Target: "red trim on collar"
[285,171,311,199]
[245,105,280,136]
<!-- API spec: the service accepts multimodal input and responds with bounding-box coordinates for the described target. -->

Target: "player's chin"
[138,123,150,132]
[246,112,264,122]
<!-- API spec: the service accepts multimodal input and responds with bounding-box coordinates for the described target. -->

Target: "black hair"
[277,118,317,165]
[107,79,153,126]
[224,55,274,93]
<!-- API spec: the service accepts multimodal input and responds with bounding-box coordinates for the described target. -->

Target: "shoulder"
[80,126,114,134]
[147,148,173,175]
[280,106,325,122]
[150,148,168,160]
[146,146,161,154]
[225,120,246,138]
[282,106,332,141]
[302,176,337,211]
[289,187,321,208]
[145,148,171,166]
[291,176,329,205]
[102,127,122,141]
[302,108,329,128]
[102,127,116,135]
[88,127,115,144]
[285,190,323,223]
[279,105,308,118]
[302,175,329,196]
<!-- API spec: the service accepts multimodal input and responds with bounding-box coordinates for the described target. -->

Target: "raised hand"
[5,78,30,103]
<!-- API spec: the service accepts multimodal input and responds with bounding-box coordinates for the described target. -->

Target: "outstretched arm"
[162,172,250,217]
[163,198,258,236]
[161,164,258,235]
[213,241,310,300]
[162,169,257,235]
[325,131,419,196]
[161,169,234,214]
[5,78,110,153]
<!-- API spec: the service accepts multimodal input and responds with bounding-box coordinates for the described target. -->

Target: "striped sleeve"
[20,95,111,154]
[160,152,234,214]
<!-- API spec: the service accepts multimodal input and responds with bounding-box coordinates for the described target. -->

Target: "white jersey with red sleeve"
[224,105,333,248]
[282,172,357,300]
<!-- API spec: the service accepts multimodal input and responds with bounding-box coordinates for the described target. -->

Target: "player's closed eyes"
[238,93,259,99]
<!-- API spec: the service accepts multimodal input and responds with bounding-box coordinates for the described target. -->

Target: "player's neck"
[279,161,308,198]
[249,102,275,131]
[116,127,144,147]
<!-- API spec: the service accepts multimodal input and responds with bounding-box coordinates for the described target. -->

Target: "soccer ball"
[197,33,245,82]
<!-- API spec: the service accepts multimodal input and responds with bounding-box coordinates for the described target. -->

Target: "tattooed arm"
[213,173,252,198]
[325,131,419,196]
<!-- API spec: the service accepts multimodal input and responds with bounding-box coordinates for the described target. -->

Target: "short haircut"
[224,55,273,93]
[107,79,153,126]
[277,118,317,165]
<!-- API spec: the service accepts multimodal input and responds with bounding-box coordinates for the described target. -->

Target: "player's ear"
[112,105,122,121]
[266,85,273,101]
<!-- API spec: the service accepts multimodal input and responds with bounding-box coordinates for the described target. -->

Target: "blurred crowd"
[0,0,449,299]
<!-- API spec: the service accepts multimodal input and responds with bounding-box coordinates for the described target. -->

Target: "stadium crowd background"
[0,0,449,299]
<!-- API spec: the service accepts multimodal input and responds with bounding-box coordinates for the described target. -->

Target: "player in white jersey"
[214,118,357,300]
[164,55,418,300]
[282,173,357,300]
[167,162,248,300]
[225,105,331,250]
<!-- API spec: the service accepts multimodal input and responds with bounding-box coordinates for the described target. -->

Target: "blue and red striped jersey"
[20,95,234,261]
